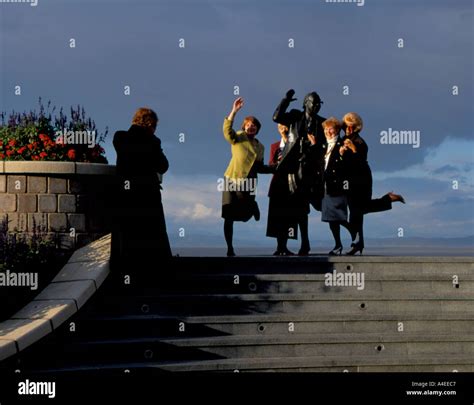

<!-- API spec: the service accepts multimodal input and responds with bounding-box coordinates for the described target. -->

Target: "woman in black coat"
[315,117,351,255]
[111,107,172,276]
[340,112,405,255]
[266,124,300,255]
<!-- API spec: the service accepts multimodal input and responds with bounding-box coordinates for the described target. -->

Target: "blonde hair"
[132,108,159,129]
[322,117,342,132]
[342,112,363,133]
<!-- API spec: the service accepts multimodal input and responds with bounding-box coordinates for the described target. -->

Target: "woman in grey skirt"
[317,117,351,255]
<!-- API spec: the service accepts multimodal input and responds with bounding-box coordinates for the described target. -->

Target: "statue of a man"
[272,89,326,255]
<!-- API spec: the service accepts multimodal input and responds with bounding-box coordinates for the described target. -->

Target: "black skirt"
[222,190,258,222]
[266,194,299,239]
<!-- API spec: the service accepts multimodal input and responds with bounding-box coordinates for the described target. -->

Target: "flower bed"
[0,99,108,163]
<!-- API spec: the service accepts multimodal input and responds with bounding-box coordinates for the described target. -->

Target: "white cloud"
[178,203,216,220]
[374,137,474,190]
[162,175,221,223]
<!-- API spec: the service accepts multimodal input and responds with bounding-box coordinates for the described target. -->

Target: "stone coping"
[0,234,111,361]
[1,161,116,175]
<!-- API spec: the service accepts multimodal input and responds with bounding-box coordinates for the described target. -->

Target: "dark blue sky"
[1,0,473,244]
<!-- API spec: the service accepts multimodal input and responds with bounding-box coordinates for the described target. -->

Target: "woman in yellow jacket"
[222,97,271,256]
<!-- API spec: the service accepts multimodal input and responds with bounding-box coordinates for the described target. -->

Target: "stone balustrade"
[0,162,116,250]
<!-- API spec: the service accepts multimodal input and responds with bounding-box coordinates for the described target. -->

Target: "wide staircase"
[3,256,473,374]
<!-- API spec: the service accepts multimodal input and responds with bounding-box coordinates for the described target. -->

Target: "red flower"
[0,153,5,159]
[6,150,15,157]
[8,139,16,147]
[39,151,48,159]
[67,149,76,160]
[17,146,27,154]
[32,155,40,161]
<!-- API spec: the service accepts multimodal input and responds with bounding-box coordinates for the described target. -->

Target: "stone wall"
[0,162,116,251]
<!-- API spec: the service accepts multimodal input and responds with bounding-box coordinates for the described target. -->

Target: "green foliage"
[0,98,108,163]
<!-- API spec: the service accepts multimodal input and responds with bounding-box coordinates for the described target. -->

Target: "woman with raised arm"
[221,97,271,257]
[340,112,405,255]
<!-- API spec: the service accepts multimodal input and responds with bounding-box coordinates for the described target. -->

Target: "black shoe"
[346,243,363,256]
[298,247,310,256]
[227,249,236,257]
[328,245,343,256]
[273,248,295,256]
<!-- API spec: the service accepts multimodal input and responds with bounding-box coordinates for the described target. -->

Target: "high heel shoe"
[346,243,363,256]
[388,191,405,204]
[328,246,343,256]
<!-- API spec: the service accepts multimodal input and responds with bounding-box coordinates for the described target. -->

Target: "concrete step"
[85,292,474,316]
[14,336,220,367]
[55,312,474,339]
[24,333,474,364]
[100,276,474,295]
[157,333,474,359]
[163,256,474,276]
[110,257,473,285]
[7,305,472,348]
[20,354,474,375]
[17,333,474,373]
[145,354,474,373]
